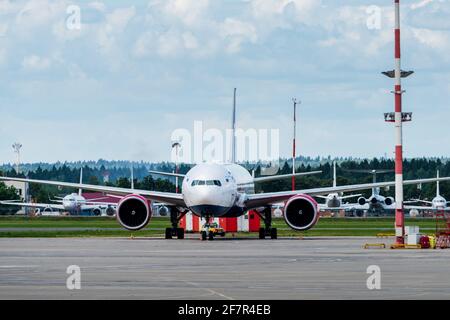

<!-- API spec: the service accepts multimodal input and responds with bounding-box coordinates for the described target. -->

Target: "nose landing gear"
[200,215,216,241]
[165,208,186,240]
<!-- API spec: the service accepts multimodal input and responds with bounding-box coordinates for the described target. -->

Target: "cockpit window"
[191,180,222,187]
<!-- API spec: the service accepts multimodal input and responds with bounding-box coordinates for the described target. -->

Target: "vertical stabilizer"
[333,161,337,188]
[437,170,440,197]
[78,168,83,197]
[372,171,379,196]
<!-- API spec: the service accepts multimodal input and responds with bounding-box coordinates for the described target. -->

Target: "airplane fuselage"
[325,193,342,208]
[431,195,447,210]
[61,193,87,211]
[182,163,255,218]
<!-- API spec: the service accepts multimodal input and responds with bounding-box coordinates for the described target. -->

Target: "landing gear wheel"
[165,228,173,239]
[208,232,214,241]
[177,228,185,239]
[201,231,207,241]
[259,228,265,239]
[270,228,278,239]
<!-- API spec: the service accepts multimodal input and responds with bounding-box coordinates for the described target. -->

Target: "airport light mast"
[383,0,414,245]
[292,98,300,191]
[172,141,181,193]
[12,142,22,174]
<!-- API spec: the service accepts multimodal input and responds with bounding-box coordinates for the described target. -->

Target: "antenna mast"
[231,88,237,164]
[12,142,22,174]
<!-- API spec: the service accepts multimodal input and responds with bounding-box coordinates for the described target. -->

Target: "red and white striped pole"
[393,0,405,244]
[292,99,298,191]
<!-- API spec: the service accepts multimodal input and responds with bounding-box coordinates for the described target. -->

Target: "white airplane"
[347,169,396,212]
[0,168,117,216]
[1,91,448,240]
[405,171,450,212]
[315,161,361,211]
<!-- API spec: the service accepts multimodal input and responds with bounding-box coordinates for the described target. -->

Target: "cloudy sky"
[0,0,449,164]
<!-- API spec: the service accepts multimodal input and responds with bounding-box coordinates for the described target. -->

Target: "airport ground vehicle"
[201,222,226,240]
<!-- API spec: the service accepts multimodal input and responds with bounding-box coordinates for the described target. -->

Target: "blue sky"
[0,0,449,164]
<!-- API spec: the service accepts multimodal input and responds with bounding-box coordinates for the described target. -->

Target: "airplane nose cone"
[186,186,233,217]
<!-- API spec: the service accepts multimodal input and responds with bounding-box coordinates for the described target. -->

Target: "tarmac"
[0,236,449,300]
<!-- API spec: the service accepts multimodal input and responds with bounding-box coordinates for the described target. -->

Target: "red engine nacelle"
[116,194,152,231]
[284,194,319,231]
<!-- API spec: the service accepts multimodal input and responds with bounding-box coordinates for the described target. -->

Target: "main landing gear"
[165,208,186,240]
[257,207,277,239]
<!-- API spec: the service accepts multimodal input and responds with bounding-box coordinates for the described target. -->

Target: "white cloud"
[15,0,67,30]
[88,1,106,12]
[410,0,434,10]
[22,54,51,71]
[163,0,209,27]
[182,32,198,50]
[220,18,257,53]
[412,28,450,50]
[96,6,136,54]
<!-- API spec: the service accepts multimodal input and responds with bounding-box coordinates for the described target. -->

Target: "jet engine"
[358,197,367,205]
[157,205,169,217]
[105,206,116,217]
[384,197,394,206]
[92,208,101,216]
[283,194,319,231]
[116,194,151,230]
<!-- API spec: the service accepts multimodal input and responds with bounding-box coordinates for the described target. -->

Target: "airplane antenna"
[78,167,83,197]
[231,88,237,164]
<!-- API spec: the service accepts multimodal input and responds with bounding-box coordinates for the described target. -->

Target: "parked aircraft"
[0,169,117,216]
[315,162,361,211]
[405,171,450,212]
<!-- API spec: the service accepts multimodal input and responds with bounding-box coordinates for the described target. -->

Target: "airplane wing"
[0,200,65,210]
[318,202,360,211]
[244,176,450,209]
[410,199,433,205]
[253,171,322,183]
[149,171,186,178]
[0,177,186,207]
[340,194,362,200]
[404,205,450,211]
[84,201,118,207]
